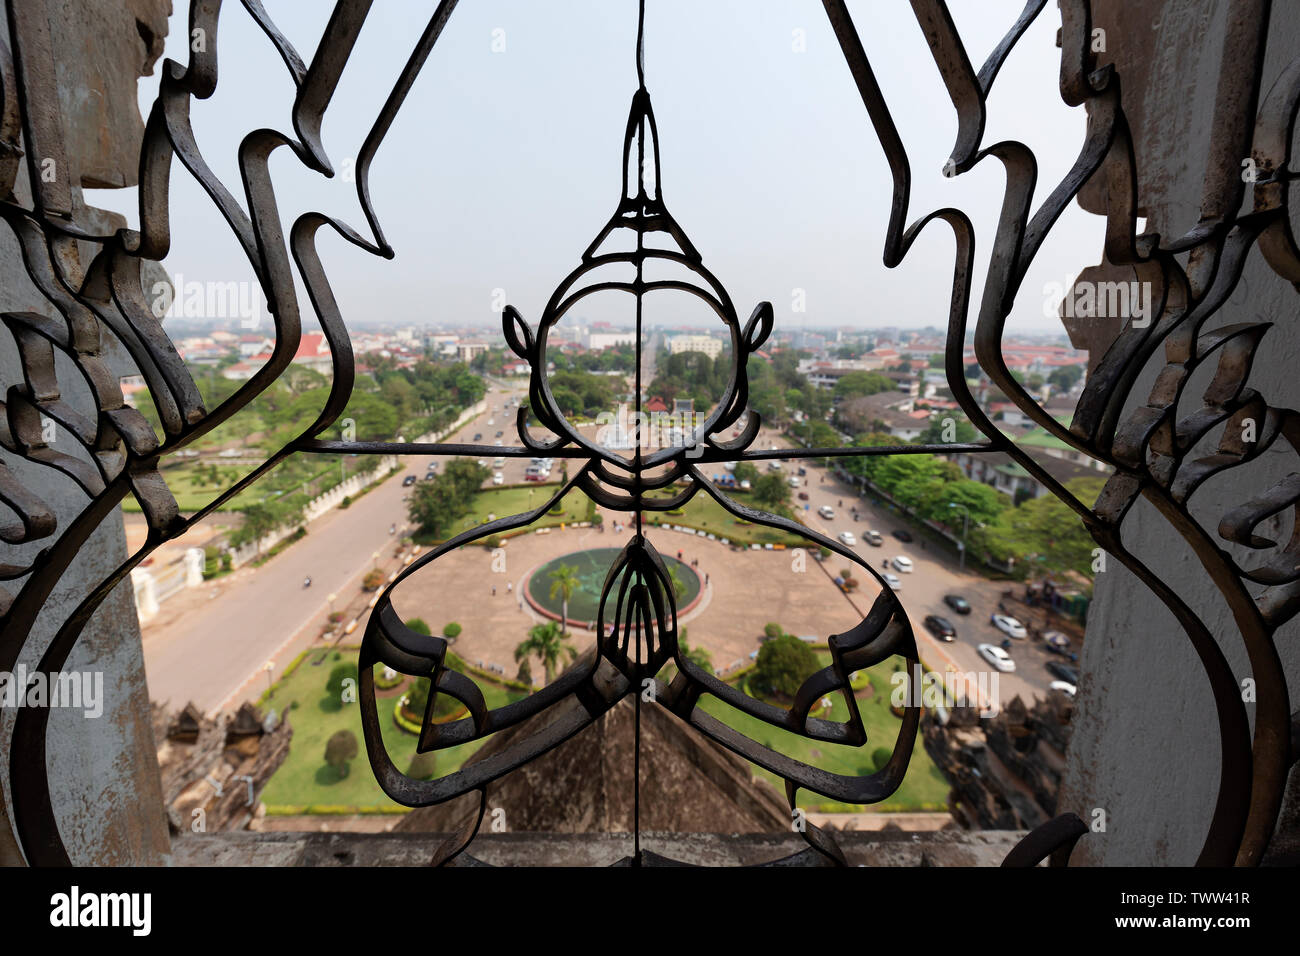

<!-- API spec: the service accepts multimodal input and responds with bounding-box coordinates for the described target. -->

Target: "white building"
[667,334,723,359]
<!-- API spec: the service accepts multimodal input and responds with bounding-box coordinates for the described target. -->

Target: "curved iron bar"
[3,0,1294,869]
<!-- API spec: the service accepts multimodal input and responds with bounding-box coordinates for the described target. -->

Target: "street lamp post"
[949,503,971,572]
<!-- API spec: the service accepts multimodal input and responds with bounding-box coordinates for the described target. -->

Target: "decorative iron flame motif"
[0,0,1295,867]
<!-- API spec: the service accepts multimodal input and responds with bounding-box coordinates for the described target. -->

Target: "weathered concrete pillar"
[1058,0,1300,865]
[0,0,173,866]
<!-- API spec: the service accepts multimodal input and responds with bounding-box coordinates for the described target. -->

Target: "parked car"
[402,475,416,487]
[864,529,883,547]
[978,643,1016,673]
[892,528,914,543]
[495,431,504,438]
[1046,661,1079,684]
[838,531,856,546]
[923,614,956,641]
[1049,680,1077,698]
[990,613,1028,639]
[797,492,810,501]
[739,479,751,491]
[943,594,972,615]
[768,461,782,471]
[891,555,913,573]
[477,459,488,467]
[882,572,901,591]
[492,457,505,468]
[492,472,504,485]
[473,432,482,441]
[797,467,807,476]
[818,505,835,519]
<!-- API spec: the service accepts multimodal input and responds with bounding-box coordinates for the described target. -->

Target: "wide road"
[141,380,530,714]
[751,424,1055,709]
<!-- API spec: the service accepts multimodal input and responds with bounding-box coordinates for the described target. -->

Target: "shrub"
[324,730,359,778]
[751,634,818,699]
[443,622,462,639]
[405,618,432,636]
[763,622,784,640]
[363,569,385,591]
[339,495,353,509]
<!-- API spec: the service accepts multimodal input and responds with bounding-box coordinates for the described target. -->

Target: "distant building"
[667,334,723,359]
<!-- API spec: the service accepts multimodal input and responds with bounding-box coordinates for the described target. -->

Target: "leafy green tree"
[324,729,358,779]
[514,620,577,684]
[753,472,791,511]
[733,461,759,486]
[914,416,979,445]
[751,633,819,699]
[1047,365,1084,391]
[833,371,894,402]
[973,476,1106,579]
[407,458,490,537]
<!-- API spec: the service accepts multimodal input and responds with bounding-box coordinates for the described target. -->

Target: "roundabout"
[523,547,703,628]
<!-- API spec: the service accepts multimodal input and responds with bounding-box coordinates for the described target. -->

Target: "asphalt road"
[751,425,1055,709]
[141,381,530,713]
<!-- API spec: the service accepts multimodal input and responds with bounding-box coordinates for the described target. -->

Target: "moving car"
[882,572,901,591]
[892,555,913,573]
[978,643,1016,673]
[402,475,416,487]
[818,505,835,519]
[797,492,809,501]
[892,528,914,543]
[1049,680,1077,698]
[923,614,956,641]
[864,529,883,547]
[990,613,1028,639]
[1046,661,1079,684]
[838,531,856,546]
[943,594,971,615]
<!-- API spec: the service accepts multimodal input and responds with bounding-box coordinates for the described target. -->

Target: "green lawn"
[257,647,528,812]
[644,490,807,547]
[258,649,949,815]
[695,654,950,812]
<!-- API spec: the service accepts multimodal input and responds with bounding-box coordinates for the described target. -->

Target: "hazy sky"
[90,1,1105,337]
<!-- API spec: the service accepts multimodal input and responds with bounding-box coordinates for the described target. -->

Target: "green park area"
[700,650,949,812]
[258,640,946,815]
[256,644,528,814]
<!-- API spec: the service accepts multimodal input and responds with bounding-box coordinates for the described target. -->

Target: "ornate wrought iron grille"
[0,0,1296,867]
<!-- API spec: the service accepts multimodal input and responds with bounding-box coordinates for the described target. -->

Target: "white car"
[768,461,782,471]
[892,555,913,573]
[1049,680,1077,698]
[492,458,505,468]
[990,613,1028,639]
[787,476,800,487]
[476,459,487,467]
[819,505,835,519]
[978,643,1016,673]
[838,531,856,546]
[492,472,504,485]
[882,572,901,591]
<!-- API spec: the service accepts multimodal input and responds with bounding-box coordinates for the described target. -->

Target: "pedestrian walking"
[492,585,497,596]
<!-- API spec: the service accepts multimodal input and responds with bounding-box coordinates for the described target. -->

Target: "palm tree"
[514,621,576,684]
[548,563,581,637]
[664,562,688,600]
